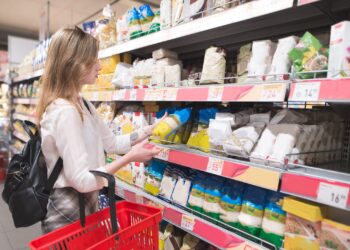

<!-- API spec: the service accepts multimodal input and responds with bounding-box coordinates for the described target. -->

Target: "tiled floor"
[0,183,41,250]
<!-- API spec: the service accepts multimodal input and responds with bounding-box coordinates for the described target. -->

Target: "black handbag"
[2,120,63,227]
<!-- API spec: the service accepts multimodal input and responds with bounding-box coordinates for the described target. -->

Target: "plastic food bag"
[111,63,133,89]
[153,48,178,60]
[208,119,232,151]
[289,32,328,79]
[139,4,155,32]
[149,9,161,34]
[200,47,226,84]
[95,4,117,49]
[127,7,143,39]
[117,14,129,43]
[165,64,181,87]
[160,0,172,29]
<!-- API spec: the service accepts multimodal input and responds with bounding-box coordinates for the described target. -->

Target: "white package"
[171,177,191,206]
[111,63,133,89]
[161,0,172,29]
[152,65,165,87]
[172,0,185,25]
[223,122,265,157]
[153,48,178,60]
[200,47,226,84]
[157,57,182,67]
[328,21,350,78]
[209,0,231,14]
[208,119,232,150]
[268,36,299,77]
[269,125,302,167]
[289,125,317,165]
[160,174,177,199]
[132,162,146,188]
[270,109,308,125]
[165,64,181,87]
[247,40,276,80]
[116,14,129,43]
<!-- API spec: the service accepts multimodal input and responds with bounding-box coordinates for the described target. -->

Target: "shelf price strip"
[260,83,286,101]
[291,82,321,101]
[317,182,349,209]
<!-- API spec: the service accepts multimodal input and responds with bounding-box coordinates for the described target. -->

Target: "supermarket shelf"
[13,131,29,142]
[98,0,294,58]
[281,166,350,211]
[152,144,281,191]
[289,78,350,103]
[13,98,38,105]
[12,69,43,83]
[115,179,271,250]
[13,113,36,124]
[82,82,288,102]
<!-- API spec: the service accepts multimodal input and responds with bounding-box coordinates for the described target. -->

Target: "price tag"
[165,88,178,101]
[260,84,285,101]
[113,89,126,100]
[207,86,224,101]
[181,214,196,231]
[317,182,349,209]
[98,91,106,101]
[130,89,138,101]
[116,187,125,198]
[207,157,224,175]
[292,82,321,101]
[156,148,170,161]
[135,195,144,204]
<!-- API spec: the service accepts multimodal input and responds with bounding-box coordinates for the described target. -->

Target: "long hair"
[36,26,98,123]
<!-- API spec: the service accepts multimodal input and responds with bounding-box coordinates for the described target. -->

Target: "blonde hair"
[36,26,98,123]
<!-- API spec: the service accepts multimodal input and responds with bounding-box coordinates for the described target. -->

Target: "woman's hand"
[126,139,161,162]
[143,112,168,137]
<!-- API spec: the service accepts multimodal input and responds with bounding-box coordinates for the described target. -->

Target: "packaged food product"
[159,167,178,199]
[139,5,155,31]
[209,0,231,14]
[152,48,178,60]
[171,169,195,206]
[219,181,244,227]
[165,64,181,87]
[132,162,147,188]
[117,14,129,43]
[172,0,185,25]
[100,55,120,74]
[283,197,323,250]
[238,186,267,236]
[186,129,210,152]
[202,177,222,220]
[160,0,172,29]
[96,103,114,124]
[149,10,161,34]
[208,119,232,152]
[268,36,299,78]
[289,31,328,79]
[82,21,96,36]
[115,163,133,184]
[144,160,167,195]
[95,4,117,49]
[250,111,271,124]
[328,21,350,78]
[152,107,191,142]
[200,46,226,84]
[127,7,143,39]
[247,40,276,81]
[270,109,308,125]
[187,174,206,212]
[260,192,286,249]
[320,219,350,250]
[111,62,133,89]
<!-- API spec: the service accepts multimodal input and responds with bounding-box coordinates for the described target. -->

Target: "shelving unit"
[12,131,29,143]
[115,179,273,250]
[9,0,350,248]
[12,113,36,124]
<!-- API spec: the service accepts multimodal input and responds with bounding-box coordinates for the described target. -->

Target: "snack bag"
[187,174,206,212]
[139,4,155,32]
[127,7,143,39]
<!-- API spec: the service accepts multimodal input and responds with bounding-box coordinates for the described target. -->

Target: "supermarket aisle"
[0,183,41,250]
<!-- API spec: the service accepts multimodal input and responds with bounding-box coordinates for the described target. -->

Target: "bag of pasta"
[95,4,117,49]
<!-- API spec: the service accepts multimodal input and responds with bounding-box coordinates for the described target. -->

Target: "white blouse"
[40,98,131,193]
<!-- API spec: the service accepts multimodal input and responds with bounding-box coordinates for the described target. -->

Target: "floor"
[0,183,42,250]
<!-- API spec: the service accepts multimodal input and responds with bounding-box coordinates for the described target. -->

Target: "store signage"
[317,182,349,209]
[181,214,196,231]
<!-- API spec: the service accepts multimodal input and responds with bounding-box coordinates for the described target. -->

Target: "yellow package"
[187,129,210,153]
[115,164,133,184]
[121,53,132,64]
[320,219,350,250]
[99,55,120,74]
[283,197,323,250]
[96,74,114,90]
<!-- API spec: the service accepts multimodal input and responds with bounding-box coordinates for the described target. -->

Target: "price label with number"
[116,187,125,198]
[260,84,286,101]
[165,88,178,101]
[292,82,321,101]
[317,182,349,209]
[181,214,196,231]
[207,157,224,175]
[156,148,170,161]
[207,86,224,101]
[92,92,99,101]
[113,89,126,100]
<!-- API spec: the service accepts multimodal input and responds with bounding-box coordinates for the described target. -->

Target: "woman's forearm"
[104,153,133,174]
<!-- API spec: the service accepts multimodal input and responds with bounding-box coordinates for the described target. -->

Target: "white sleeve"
[54,106,107,193]
[87,102,132,155]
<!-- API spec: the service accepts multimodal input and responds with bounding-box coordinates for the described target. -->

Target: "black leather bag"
[2,120,63,227]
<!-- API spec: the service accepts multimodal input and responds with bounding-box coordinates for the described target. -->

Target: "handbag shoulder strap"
[82,99,92,114]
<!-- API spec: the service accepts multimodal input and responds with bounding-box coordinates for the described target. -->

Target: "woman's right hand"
[126,139,161,163]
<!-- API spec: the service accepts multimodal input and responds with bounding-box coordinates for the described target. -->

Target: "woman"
[36,26,161,233]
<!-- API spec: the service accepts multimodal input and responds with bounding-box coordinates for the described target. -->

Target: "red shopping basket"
[29,201,162,250]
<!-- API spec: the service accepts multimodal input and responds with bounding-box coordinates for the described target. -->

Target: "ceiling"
[0,0,160,49]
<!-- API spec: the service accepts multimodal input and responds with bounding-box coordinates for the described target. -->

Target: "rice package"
[149,10,161,34]
[289,32,328,79]
[144,160,167,195]
[159,167,178,200]
[202,177,222,220]
[260,192,286,249]
[127,7,143,39]
[187,173,206,212]
[200,47,226,84]
[219,181,244,227]
[171,169,196,207]
[139,4,155,32]
[238,186,267,236]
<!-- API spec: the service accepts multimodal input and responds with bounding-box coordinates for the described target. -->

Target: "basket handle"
[90,170,118,234]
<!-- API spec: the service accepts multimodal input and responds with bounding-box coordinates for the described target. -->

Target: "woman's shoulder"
[41,98,79,123]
